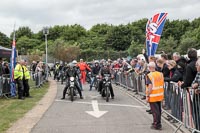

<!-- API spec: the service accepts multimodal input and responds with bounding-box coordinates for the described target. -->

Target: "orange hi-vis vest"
[146,71,164,102]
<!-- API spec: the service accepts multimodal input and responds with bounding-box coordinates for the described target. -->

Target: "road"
[31,81,175,133]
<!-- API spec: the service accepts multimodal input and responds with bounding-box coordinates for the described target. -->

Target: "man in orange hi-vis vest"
[146,62,164,130]
[77,59,91,84]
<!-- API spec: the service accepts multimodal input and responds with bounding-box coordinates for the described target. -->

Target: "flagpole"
[10,23,16,97]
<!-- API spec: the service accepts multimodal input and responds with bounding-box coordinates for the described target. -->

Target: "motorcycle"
[67,76,77,101]
[86,71,92,83]
[101,74,111,102]
[94,75,100,91]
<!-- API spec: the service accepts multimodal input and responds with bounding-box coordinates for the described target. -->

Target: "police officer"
[61,63,83,99]
[99,64,114,99]
[23,61,31,98]
[14,60,25,100]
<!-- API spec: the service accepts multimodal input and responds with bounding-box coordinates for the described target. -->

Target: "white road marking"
[85,100,108,118]
[55,99,145,108]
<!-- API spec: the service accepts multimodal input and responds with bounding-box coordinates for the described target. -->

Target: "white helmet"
[72,60,77,64]
[94,60,99,64]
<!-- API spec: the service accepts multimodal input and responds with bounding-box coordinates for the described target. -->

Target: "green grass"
[0,80,49,133]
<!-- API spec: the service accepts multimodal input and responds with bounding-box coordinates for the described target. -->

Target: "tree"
[178,37,198,55]
[106,25,132,51]
[62,24,87,41]
[158,36,178,54]
[10,26,33,40]
[128,41,143,57]
[0,32,11,48]
[16,36,41,55]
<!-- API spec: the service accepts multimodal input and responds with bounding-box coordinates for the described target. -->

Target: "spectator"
[172,52,187,78]
[164,60,184,82]
[179,48,197,88]
[3,62,10,74]
[156,58,170,78]
[191,57,200,130]
[0,58,4,76]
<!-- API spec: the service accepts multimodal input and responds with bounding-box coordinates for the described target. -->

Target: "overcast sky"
[0,0,200,37]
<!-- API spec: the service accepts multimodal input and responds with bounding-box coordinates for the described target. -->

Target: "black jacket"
[164,67,184,82]
[181,58,197,88]
[91,65,101,76]
[65,68,79,79]
[100,67,111,77]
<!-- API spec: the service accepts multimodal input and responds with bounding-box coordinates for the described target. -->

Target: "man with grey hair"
[172,52,181,61]
[173,52,187,77]
[146,62,164,130]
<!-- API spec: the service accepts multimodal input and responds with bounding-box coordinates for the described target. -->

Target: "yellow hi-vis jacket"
[55,64,60,70]
[146,71,164,102]
[14,64,23,80]
[23,66,30,80]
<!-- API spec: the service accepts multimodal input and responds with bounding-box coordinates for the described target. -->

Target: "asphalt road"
[31,81,175,133]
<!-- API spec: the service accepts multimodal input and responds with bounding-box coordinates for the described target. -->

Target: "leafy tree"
[158,36,178,54]
[128,41,143,57]
[0,32,11,48]
[10,26,33,40]
[16,36,41,55]
[106,25,132,51]
[62,24,86,41]
[177,37,198,55]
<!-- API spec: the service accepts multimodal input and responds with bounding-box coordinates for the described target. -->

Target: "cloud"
[0,0,199,37]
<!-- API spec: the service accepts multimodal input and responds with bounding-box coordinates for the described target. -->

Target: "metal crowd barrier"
[31,71,47,88]
[0,70,47,98]
[114,71,200,133]
[0,74,11,98]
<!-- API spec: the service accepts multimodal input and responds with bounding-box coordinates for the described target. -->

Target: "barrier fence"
[114,70,200,133]
[0,71,47,98]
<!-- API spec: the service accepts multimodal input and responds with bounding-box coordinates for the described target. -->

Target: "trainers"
[61,97,65,100]
[111,96,114,99]
[80,96,83,99]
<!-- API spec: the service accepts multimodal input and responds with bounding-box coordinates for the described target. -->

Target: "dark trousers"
[63,80,82,98]
[16,79,24,98]
[150,101,162,128]
[99,80,114,97]
[23,79,30,97]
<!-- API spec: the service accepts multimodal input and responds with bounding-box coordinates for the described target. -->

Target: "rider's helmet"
[69,63,74,69]
[72,60,77,64]
[94,60,99,66]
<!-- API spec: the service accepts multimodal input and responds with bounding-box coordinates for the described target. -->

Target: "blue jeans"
[90,77,95,90]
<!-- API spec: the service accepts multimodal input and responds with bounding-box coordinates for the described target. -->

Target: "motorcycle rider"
[90,60,101,91]
[72,60,83,91]
[53,62,60,80]
[61,63,83,99]
[77,59,91,84]
[99,64,115,99]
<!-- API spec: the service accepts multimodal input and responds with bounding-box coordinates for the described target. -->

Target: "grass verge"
[0,80,49,133]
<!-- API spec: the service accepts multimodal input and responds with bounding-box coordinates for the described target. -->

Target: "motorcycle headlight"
[105,77,109,80]
[70,77,75,81]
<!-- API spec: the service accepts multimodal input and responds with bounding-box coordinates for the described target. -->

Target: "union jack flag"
[10,29,17,97]
[146,13,168,56]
